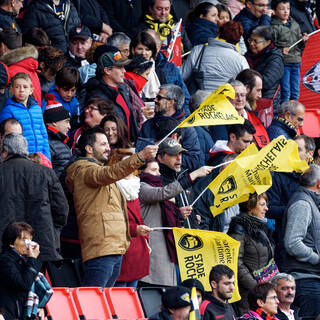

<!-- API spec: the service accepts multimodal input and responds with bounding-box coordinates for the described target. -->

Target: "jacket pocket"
[102,212,126,237]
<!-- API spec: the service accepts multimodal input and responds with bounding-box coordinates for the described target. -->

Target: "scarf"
[140,172,181,263]
[116,176,140,201]
[255,308,277,320]
[274,116,297,136]
[245,43,275,69]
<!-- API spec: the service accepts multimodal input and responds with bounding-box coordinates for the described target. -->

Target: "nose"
[177,154,182,161]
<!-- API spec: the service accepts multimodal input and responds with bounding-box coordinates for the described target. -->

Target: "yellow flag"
[189,286,201,320]
[208,144,272,216]
[173,228,241,303]
[236,135,309,173]
[178,84,244,128]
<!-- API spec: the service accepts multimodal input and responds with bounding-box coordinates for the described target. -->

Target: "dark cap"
[98,47,131,68]
[181,279,205,297]
[162,286,191,310]
[158,138,187,155]
[69,25,92,41]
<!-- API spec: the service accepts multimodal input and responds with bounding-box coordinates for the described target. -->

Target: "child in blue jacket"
[0,72,51,160]
[42,66,81,130]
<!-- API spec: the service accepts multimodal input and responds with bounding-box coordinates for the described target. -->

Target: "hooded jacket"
[65,154,144,262]
[21,0,81,52]
[0,97,51,160]
[1,45,41,105]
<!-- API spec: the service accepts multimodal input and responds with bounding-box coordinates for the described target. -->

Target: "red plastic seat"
[72,287,113,319]
[46,288,81,320]
[105,287,147,320]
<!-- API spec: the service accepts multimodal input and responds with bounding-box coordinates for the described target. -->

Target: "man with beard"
[66,126,157,287]
[271,273,301,320]
[200,264,236,320]
[138,84,200,171]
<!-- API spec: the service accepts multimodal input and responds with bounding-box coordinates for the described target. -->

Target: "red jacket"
[117,198,150,282]
[1,45,42,105]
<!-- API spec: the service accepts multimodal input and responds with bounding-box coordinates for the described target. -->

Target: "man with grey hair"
[272,273,301,320]
[138,84,201,171]
[0,133,68,263]
[283,164,320,319]
[267,100,305,141]
[107,32,131,59]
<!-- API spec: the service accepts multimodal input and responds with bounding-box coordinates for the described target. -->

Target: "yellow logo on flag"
[178,84,244,128]
[173,228,241,303]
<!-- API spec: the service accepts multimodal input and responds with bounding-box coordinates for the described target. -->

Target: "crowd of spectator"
[0,0,319,319]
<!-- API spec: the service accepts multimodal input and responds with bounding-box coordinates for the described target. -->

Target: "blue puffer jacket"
[0,97,51,160]
[186,17,218,47]
[155,52,191,115]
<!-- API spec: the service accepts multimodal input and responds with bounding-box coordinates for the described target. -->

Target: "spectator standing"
[0,72,51,159]
[234,0,271,42]
[271,0,308,103]
[200,264,236,320]
[0,0,22,31]
[283,164,320,319]
[245,26,284,112]
[289,0,316,34]
[43,94,71,178]
[20,0,81,53]
[66,126,158,287]
[0,134,68,262]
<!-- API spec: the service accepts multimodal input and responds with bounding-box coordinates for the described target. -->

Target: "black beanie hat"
[43,93,70,123]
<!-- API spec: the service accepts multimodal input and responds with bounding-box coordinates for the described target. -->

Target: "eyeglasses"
[266,295,279,301]
[253,2,269,7]
[155,95,171,101]
[248,38,266,44]
[85,105,99,111]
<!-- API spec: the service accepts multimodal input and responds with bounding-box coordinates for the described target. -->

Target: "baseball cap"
[162,286,192,310]
[158,138,187,155]
[69,25,92,41]
[98,47,131,68]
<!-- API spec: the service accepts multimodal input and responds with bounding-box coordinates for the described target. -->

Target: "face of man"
[11,0,23,15]
[247,76,262,108]
[286,104,305,130]
[247,0,269,18]
[295,138,313,163]
[69,38,93,59]
[276,279,296,305]
[229,132,254,153]
[87,133,111,164]
[154,89,175,116]
[230,85,247,115]
[149,0,171,23]
[105,66,125,86]
[158,152,182,172]
[52,118,71,136]
[118,43,130,59]
[212,275,235,302]
[169,305,191,320]
[4,122,22,136]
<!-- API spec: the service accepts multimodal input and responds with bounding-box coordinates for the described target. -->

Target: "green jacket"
[271,16,302,64]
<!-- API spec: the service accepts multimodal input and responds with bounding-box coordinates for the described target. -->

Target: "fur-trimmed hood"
[0,45,38,66]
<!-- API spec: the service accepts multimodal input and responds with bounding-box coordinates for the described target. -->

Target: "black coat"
[98,0,145,37]
[21,0,81,52]
[85,76,139,142]
[0,155,69,261]
[78,0,110,35]
[0,247,42,320]
[289,0,316,34]
[201,295,236,320]
[47,127,72,178]
[0,7,21,32]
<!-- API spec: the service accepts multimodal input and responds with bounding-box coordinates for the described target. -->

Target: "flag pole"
[156,125,179,145]
[190,160,234,207]
[289,29,320,50]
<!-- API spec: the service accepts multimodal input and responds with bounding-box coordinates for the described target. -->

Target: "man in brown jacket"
[66,126,158,287]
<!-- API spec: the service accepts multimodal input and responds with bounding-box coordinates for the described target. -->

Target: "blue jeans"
[115,280,138,287]
[295,278,320,318]
[82,254,123,287]
[280,62,301,103]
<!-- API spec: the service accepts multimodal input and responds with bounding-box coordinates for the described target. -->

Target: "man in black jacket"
[0,133,68,262]
[201,264,236,320]
[0,0,22,31]
[43,94,72,178]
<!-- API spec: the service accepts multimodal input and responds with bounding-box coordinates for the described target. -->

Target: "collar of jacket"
[144,13,175,38]
[274,116,297,136]
[242,7,260,21]
[0,45,38,67]
[10,96,38,108]
[47,125,69,143]
[4,154,28,162]
[204,295,231,310]
[159,162,177,180]
[208,38,238,52]
[0,7,15,16]
[298,186,320,208]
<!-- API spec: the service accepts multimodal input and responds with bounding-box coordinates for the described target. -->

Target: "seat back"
[105,287,146,319]
[138,287,166,318]
[72,287,112,320]
[46,288,81,320]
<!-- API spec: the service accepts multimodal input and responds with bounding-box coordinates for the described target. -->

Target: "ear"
[104,67,111,76]
[283,111,291,122]
[1,149,8,160]
[266,40,272,46]
[245,84,251,95]
[171,132,178,141]
[85,144,93,155]
[210,280,217,290]
[229,133,236,142]
[257,299,265,308]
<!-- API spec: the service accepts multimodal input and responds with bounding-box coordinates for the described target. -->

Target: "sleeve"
[260,54,284,91]
[284,201,320,265]
[260,14,271,26]
[182,46,199,82]
[139,180,184,203]
[266,173,286,219]
[83,154,144,187]
[98,0,125,34]
[40,118,51,161]
[0,256,42,292]
[0,106,13,122]
[228,232,257,290]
